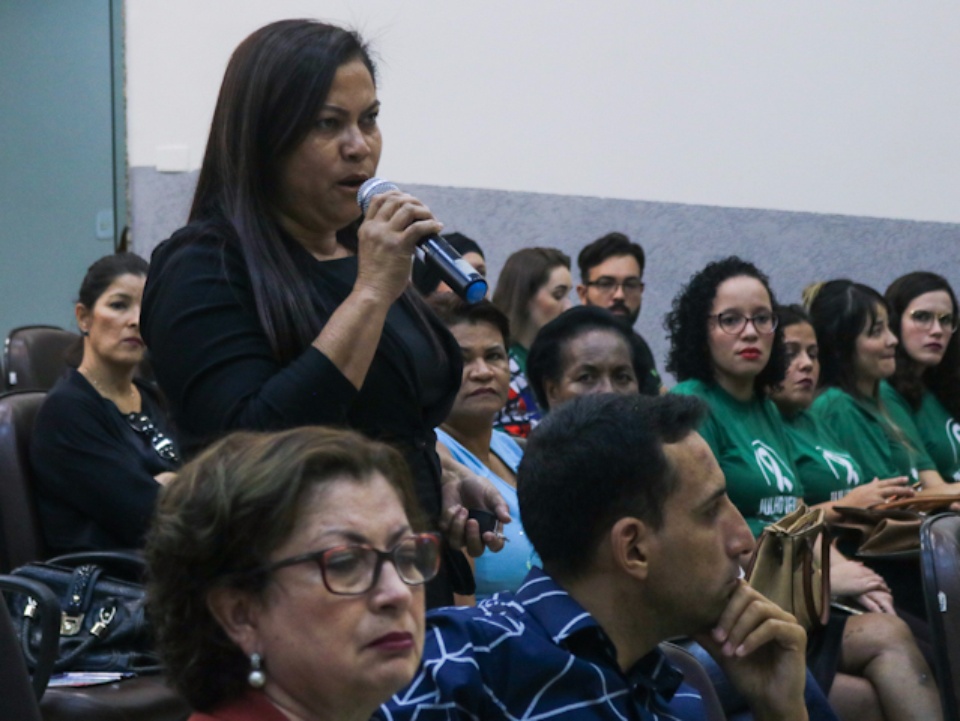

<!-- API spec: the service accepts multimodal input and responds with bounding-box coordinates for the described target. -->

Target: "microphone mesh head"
[357,177,399,212]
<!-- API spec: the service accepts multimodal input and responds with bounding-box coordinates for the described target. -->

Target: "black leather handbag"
[2,550,160,689]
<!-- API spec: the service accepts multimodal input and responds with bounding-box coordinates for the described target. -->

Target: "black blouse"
[31,369,179,555]
[141,219,463,604]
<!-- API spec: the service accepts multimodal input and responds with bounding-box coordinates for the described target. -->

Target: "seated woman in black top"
[31,253,180,555]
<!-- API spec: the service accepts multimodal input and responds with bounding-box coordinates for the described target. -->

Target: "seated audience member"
[771,303,939,669]
[379,393,816,721]
[147,426,437,721]
[527,302,838,719]
[413,232,487,298]
[576,231,664,394]
[770,305,915,521]
[666,257,942,721]
[526,305,640,412]
[428,294,533,602]
[491,247,573,437]
[807,279,959,493]
[883,272,960,482]
[31,253,179,555]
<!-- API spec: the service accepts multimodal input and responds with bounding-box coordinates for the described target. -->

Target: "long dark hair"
[664,256,786,395]
[807,279,887,399]
[886,272,960,418]
[190,20,376,363]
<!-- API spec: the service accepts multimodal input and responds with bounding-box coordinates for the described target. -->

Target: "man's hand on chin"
[693,581,809,721]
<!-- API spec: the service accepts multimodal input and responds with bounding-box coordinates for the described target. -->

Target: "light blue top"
[436,427,535,600]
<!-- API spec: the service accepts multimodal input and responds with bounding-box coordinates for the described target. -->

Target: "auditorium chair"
[920,512,960,720]
[0,391,192,720]
[3,325,77,392]
[0,592,44,720]
[0,390,48,573]
[660,642,726,721]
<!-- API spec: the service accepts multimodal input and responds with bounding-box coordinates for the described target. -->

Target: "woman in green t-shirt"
[884,272,960,482]
[666,257,800,536]
[666,258,940,719]
[808,279,957,495]
[770,304,914,516]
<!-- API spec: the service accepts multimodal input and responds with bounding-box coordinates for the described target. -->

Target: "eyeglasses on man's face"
[710,311,778,336]
[585,276,644,296]
[908,309,958,333]
[250,532,441,596]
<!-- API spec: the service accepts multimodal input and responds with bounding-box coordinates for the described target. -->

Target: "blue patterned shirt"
[377,568,704,720]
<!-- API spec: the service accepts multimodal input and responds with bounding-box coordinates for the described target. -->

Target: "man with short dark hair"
[379,394,815,721]
[577,232,663,395]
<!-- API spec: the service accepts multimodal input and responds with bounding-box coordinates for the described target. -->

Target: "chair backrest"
[659,641,727,721]
[4,325,78,391]
[0,593,44,720]
[0,390,48,572]
[919,512,960,721]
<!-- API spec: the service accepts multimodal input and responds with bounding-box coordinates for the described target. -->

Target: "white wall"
[125,1,960,223]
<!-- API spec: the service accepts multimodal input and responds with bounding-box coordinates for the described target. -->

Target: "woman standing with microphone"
[141,19,505,607]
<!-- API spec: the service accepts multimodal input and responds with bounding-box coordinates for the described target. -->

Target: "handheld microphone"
[357,178,488,304]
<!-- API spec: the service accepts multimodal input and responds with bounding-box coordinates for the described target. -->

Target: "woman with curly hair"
[667,256,794,536]
[882,272,960,482]
[667,258,942,721]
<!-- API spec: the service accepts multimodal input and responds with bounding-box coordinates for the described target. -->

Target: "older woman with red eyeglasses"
[147,426,438,721]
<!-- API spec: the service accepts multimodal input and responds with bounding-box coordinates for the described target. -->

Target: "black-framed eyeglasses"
[585,276,645,296]
[710,311,778,335]
[908,309,958,332]
[248,533,441,596]
[125,413,180,463]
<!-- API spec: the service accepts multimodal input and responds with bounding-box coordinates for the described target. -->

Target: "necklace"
[78,367,139,411]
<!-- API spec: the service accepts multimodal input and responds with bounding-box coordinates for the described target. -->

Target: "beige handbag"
[832,494,958,557]
[745,504,830,630]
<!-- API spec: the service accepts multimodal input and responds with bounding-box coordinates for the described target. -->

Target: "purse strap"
[46,550,147,582]
[802,527,831,628]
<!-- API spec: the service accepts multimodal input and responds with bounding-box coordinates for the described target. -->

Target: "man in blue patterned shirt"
[379,394,812,720]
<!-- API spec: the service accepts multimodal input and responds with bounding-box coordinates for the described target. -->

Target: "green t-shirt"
[672,379,802,536]
[780,408,865,505]
[809,386,933,482]
[880,381,960,482]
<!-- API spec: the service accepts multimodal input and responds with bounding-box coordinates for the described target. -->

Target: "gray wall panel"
[130,167,960,384]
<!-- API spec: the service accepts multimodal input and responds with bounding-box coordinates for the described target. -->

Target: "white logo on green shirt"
[751,440,795,493]
[947,419,960,465]
[820,448,860,487]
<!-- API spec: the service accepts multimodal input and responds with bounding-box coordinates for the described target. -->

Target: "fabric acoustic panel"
[130,167,960,385]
